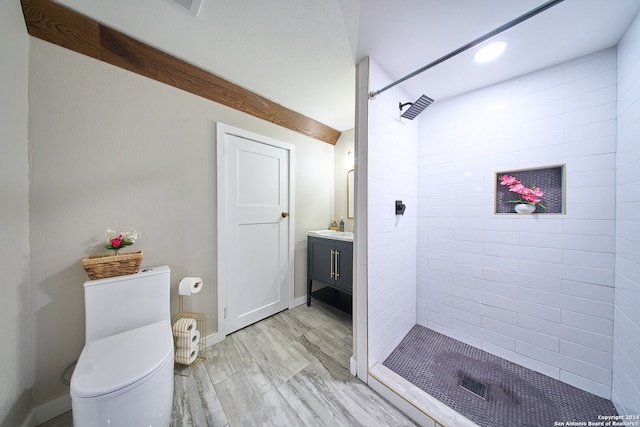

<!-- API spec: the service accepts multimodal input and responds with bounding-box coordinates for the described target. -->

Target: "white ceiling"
[54,0,640,133]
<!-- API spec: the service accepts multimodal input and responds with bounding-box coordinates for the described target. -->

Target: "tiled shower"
[365,10,640,418]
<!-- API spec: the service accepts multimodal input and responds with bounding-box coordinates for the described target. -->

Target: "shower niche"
[495,164,565,214]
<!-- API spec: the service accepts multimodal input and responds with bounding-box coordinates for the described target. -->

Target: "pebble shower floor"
[383,325,618,427]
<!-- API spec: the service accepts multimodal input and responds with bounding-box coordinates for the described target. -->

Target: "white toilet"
[71,266,174,426]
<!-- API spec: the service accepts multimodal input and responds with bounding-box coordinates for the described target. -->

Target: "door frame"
[216,122,296,336]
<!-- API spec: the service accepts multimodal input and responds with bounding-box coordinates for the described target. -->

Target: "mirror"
[347,168,354,219]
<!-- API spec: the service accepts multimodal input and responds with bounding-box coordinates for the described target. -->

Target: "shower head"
[399,95,434,120]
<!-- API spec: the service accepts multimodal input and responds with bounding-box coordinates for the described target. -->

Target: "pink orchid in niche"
[500,175,519,186]
[499,174,547,211]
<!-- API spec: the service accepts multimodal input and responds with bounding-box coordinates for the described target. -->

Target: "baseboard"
[204,330,225,348]
[18,410,35,427]
[29,394,71,426]
[291,296,306,307]
[350,356,358,377]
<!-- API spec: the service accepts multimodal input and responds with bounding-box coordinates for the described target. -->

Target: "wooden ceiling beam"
[20,0,341,145]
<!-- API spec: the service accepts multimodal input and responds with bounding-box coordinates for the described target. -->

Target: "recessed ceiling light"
[474,42,506,63]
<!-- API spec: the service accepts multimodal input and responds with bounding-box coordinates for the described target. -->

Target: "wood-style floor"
[39,301,416,426]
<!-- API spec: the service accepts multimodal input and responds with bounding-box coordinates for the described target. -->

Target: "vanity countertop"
[307,229,354,242]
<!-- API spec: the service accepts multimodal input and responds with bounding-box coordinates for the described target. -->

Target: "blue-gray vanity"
[307,230,353,313]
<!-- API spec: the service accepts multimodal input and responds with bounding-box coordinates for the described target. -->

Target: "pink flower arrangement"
[499,175,547,211]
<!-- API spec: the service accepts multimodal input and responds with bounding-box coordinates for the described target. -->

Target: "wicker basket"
[82,251,143,280]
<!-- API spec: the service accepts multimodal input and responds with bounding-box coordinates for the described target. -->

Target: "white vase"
[514,203,536,214]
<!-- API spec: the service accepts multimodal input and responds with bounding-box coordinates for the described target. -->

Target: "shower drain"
[459,374,488,399]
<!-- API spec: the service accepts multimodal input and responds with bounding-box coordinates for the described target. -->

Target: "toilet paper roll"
[178,277,203,296]
[172,318,196,336]
[175,329,200,349]
[175,346,199,365]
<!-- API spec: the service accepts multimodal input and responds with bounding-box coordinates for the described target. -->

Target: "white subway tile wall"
[613,10,640,417]
[367,60,419,368]
[417,48,619,399]
[365,12,640,413]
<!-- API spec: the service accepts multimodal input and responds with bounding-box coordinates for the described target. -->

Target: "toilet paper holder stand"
[173,295,206,377]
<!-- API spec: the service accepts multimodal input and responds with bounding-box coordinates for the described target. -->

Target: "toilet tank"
[83,266,171,343]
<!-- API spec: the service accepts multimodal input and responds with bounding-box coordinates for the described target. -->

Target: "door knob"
[281,212,289,218]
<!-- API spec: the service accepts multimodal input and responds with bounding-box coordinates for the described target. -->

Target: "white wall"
[355,57,370,378]
[612,10,640,416]
[0,1,31,425]
[367,60,418,368]
[417,49,618,399]
[27,39,335,407]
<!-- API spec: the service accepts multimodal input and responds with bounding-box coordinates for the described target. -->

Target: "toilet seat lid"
[71,320,173,398]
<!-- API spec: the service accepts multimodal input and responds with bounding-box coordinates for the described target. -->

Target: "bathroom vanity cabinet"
[307,234,353,308]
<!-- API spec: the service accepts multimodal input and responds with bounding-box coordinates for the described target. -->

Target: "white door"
[217,124,294,335]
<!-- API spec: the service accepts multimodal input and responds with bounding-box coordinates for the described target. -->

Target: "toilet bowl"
[71,321,174,426]
[70,266,174,426]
